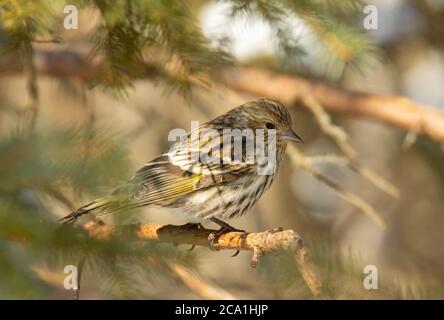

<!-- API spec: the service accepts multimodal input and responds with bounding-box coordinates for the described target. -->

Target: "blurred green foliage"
[0,127,197,298]
[0,0,378,94]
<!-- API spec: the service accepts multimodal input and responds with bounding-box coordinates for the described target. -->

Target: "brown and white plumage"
[60,98,302,225]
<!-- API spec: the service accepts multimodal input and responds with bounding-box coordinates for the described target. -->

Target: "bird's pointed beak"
[281,128,303,143]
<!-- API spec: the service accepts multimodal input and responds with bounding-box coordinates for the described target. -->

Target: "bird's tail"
[59,197,121,225]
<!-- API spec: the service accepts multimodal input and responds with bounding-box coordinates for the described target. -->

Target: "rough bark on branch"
[82,221,321,296]
[84,222,302,267]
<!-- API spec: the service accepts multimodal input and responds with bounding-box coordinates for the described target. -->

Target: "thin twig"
[20,44,39,132]
[73,255,86,300]
[32,37,62,44]
[168,263,237,300]
[306,153,400,198]
[302,94,356,159]
[293,247,322,298]
[287,145,386,227]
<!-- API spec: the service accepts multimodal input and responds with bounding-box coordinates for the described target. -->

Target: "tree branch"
[0,49,97,80]
[83,222,302,267]
[2,50,444,144]
[0,49,162,81]
[223,67,444,145]
[82,221,321,296]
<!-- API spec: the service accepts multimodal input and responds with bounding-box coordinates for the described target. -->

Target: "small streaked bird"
[60,98,302,248]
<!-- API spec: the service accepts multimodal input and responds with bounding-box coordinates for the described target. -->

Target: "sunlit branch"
[82,221,321,297]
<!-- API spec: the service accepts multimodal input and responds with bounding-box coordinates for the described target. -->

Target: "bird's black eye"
[266,122,276,129]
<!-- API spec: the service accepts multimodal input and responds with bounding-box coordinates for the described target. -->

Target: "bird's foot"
[208,218,245,256]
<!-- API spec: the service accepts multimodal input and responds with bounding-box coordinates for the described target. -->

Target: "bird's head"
[243,97,303,144]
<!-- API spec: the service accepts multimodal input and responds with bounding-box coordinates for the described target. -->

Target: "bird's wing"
[112,123,257,206]
[113,154,254,207]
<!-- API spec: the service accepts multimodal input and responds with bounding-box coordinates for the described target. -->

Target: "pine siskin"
[60,98,302,245]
